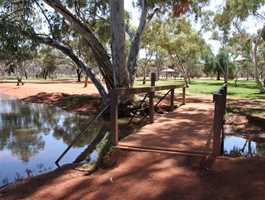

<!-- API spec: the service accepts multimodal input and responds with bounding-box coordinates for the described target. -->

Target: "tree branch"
[125,23,135,41]
[127,0,148,84]
[43,0,114,90]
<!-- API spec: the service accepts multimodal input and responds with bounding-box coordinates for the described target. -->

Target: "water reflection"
[0,94,103,187]
[224,135,265,157]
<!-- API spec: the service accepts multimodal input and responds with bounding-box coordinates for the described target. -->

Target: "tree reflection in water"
[224,135,265,157]
[0,95,104,187]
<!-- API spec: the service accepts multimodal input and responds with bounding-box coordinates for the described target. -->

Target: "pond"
[0,94,103,188]
[224,135,265,157]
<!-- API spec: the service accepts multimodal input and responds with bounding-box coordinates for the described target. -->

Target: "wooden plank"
[115,87,152,95]
[114,85,182,95]
[117,144,211,155]
[116,145,210,157]
[154,85,177,91]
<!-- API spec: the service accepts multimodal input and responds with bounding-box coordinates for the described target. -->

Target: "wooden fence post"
[149,88,155,123]
[182,87,186,105]
[212,93,225,156]
[111,90,119,145]
[170,89,175,111]
[149,72,156,122]
[151,72,156,87]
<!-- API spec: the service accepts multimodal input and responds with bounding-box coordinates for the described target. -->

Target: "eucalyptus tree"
[214,0,265,92]
[146,18,209,86]
[0,0,110,97]
[0,15,36,83]
[38,47,58,79]
[227,31,255,84]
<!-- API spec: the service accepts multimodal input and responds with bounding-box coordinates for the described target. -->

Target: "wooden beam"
[114,85,182,96]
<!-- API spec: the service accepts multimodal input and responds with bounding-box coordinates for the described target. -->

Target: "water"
[0,94,102,187]
[224,135,265,157]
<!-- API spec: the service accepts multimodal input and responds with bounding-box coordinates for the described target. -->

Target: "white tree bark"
[127,0,148,85]
[110,0,130,88]
[252,28,265,92]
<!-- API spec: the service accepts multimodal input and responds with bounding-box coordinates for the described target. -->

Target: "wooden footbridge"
[55,76,226,166]
[110,80,227,157]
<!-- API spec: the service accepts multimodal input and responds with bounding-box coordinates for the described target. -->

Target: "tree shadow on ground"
[7,97,265,200]
[4,150,265,200]
[23,92,101,114]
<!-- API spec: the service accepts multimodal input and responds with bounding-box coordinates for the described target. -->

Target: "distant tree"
[39,47,57,80]
[145,18,209,86]
[214,0,265,92]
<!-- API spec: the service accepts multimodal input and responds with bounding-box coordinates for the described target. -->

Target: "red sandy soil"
[1,81,265,200]
[1,151,265,200]
[0,81,98,99]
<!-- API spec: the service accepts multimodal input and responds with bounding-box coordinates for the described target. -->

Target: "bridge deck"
[119,97,214,154]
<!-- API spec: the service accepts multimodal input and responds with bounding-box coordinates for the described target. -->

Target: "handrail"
[55,103,111,167]
[113,84,184,95]
[110,84,186,145]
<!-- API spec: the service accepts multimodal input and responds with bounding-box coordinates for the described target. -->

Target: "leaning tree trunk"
[43,0,114,90]
[16,21,109,100]
[35,36,108,99]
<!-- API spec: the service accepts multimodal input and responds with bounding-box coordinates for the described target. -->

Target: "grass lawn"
[135,79,265,117]
[135,79,265,100]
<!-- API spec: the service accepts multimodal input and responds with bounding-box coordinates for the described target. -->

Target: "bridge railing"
[110,84,186,145]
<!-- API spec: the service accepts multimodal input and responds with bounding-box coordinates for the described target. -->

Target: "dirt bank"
[0,81,101,114]
[0,81,98,98]
[1,150,265,200]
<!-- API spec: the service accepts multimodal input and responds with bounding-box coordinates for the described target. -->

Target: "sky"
[124,0,265,56]
[42,0,264,57]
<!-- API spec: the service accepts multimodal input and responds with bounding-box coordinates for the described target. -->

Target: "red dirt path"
[1,81,265,200]
[1,151,265,200]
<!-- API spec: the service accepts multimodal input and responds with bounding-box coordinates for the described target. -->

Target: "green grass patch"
[189,80,265,99]
[135,79,265,100]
